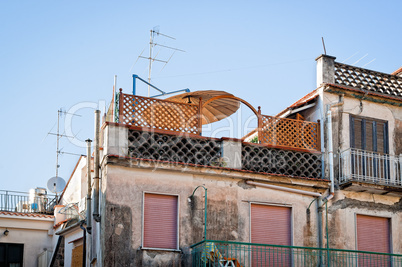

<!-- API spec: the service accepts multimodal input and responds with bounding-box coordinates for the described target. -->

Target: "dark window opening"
[0,243,24,267]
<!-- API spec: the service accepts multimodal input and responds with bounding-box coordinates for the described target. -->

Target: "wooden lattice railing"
[259,115,320,151]
[118,90,201,134]
[116,90,321,151]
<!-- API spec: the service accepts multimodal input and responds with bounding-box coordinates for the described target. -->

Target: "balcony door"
[251,204,291,266]
[350,116,389,181]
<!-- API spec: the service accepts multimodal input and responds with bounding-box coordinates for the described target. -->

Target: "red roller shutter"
[143,193,178,249]
[251,204,291,266]
[356,214,390,266]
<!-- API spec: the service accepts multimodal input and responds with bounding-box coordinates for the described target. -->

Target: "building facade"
[54,54,402,266]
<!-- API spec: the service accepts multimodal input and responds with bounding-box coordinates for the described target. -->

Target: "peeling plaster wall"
[100,165,322,266]
[327,191,402,252]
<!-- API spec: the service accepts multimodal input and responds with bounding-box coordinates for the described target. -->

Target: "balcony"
[105,91,323,180]
[339,148,402,194]
[0,190,57,214]
[191,240,402,267]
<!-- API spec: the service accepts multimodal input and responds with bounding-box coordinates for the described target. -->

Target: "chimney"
[391,67,402,77]
[315,54,336,88]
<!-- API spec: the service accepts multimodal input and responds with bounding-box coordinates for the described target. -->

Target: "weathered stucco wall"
[328,190,402,252]
[101,164,323,266]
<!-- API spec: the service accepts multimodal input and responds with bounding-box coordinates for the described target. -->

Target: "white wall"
[63,228,83,267]
[0,213,54,267]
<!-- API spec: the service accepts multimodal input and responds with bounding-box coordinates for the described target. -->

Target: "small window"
[143,193,178,250]
[0,243,24,267]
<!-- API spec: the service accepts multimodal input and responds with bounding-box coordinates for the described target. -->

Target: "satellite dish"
[47,176,66,194]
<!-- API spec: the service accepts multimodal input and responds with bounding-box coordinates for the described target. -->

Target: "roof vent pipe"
[93,110,101,222]
[85,139,92,234]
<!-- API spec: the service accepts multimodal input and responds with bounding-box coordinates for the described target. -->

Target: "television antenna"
[137,26,185,96]
[47,109,81,202]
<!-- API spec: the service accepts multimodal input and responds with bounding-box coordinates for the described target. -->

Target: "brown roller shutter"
[143,193,178,249]
[251,204,291,266]
[357,215,390,266]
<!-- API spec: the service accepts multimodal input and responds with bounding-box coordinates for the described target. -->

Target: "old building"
[0,190,56,267]
[54,54,402,266]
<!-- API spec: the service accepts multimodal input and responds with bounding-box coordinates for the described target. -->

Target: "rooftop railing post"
[118,88,123,123]
[257,106,261,144]
[5,191,8,211]
[198,97,203,136]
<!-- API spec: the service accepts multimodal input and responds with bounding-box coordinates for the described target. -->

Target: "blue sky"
[1,1,402,193]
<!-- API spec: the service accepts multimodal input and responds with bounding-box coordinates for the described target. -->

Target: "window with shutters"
[350,116,390,180]
[356,214,391,266]
[250,204,292,266]
[350,115,388,153]
[143,193,179,250]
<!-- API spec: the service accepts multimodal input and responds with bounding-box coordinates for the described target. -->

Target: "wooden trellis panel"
[259,115,320,151]
[119,93,200,134]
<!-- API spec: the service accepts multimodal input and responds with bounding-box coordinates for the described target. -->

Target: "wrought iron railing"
[0,190,57,214]
[339,148,402,187]
[191,240,402,267]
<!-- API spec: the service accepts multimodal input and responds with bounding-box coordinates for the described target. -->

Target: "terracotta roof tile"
[0,211,54,218]
[392,66,402,76]
[53,219,69,229]
[288,89,319,108]
[276,89,319,117]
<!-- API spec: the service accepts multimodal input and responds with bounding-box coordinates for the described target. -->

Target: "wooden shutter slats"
[251,204,291,266]
[357,215,390,253]
[353,118,363,149]
[144,193,178,249]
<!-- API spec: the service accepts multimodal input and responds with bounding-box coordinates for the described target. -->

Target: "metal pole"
[86,139,92,234]
[93,110,101,222]
[132,74,138,95]
[148,30,153,97]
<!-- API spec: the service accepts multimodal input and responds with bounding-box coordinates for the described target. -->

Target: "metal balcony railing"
[0,190,57,214]
[339,148,402,187]
[191,240,402,267]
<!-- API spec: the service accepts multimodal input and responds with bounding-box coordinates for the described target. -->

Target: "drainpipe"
[93,110,101,222]
[324,108,335,202]
[86,139,92,234]
[246,181,322,197]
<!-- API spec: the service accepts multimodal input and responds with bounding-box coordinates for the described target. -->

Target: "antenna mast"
[138,27,185,96]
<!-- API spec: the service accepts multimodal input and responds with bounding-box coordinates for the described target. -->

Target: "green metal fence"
[191,240,402,267]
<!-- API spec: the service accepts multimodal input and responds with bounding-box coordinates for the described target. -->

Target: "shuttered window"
[251,204,291,266]
[356,215,391,266]
[350,116,388,153]
[143,193,178,250]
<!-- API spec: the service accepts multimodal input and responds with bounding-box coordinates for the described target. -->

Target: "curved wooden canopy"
[167,90,259,125]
